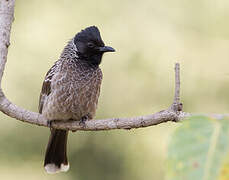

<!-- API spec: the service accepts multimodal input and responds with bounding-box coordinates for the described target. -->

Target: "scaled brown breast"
[39,50,103,121]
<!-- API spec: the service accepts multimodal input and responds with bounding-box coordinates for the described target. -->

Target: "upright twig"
[174,63,180,104]
[170,63,182,113]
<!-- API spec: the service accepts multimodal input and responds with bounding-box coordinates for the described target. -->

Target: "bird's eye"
[87,42,95,48]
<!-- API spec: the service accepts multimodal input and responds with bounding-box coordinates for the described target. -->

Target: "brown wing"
[39,62,59,113]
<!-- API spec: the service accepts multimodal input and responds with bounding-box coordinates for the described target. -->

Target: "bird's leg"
[79,115,89,127]
[47,120,56,132]
[47,120,52,128]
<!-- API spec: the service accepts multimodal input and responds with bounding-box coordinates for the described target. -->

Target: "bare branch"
[0,0,187,131]
[52,110,183,131]
[0,0,48,127]
[174,63,180,104]
[170,63,183,114]
[0,0,14,85]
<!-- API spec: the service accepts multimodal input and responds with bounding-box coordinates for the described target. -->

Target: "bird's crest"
[74,26,104,46]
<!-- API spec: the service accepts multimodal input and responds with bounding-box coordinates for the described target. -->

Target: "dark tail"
[44,129,69,174]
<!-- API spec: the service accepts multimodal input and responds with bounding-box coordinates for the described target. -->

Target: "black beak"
[99,46,115,53]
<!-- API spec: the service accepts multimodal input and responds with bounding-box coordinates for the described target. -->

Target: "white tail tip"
[45,163,70,174]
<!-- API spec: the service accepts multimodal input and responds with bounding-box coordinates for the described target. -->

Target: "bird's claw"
[47,120,52,127]
[79,115,89,127]
[47,120,53,131]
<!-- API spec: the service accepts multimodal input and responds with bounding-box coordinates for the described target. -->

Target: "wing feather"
[39,62,58,113]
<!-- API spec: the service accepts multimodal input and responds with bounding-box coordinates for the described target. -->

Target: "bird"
[38,26,115,174]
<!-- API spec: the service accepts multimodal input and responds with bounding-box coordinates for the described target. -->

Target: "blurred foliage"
[0,0,229,179]
[219,155,229,180]
[166,116,229,180]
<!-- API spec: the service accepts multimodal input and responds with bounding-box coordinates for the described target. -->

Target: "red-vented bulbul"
[39,26,115,173]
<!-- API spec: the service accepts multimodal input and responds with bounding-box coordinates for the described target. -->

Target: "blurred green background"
[1,0,229,179]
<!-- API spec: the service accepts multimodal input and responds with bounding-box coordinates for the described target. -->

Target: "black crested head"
[74,26,115,66]
[74,26,103,46]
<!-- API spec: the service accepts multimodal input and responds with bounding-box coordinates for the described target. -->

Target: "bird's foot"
[47,120,52,127]
[47,120,53,130]
[79,115,89,127]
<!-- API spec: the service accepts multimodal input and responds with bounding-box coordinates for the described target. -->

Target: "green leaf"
[166,115,229,180]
